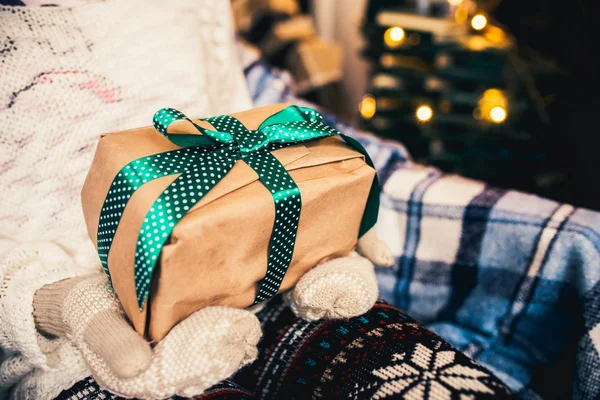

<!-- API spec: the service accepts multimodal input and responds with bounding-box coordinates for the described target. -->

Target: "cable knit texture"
[33,277,87,338]
[0,1,252,398]
[58,276,261,399]
[0,243,95,399]
[81,309,153,379]
[356,227,396,267]
[34,274,153,381]
[288,253,380,321]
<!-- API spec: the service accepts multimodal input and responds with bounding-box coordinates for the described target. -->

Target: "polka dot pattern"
[99,105,345,309]
[244,150,301,303]
[97,143,235,304]
[202,114,250,148]
[153,107,233,147]
[97,146,219,276]
[133,146,236,307]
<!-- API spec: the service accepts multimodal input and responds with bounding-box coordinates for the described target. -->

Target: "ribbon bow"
[96,105,379,309]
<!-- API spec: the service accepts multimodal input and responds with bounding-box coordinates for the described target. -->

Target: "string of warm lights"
[456,0,551,124]
[359,0,518,126]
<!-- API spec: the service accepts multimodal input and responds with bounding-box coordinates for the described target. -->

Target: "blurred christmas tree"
[359,0,563,197]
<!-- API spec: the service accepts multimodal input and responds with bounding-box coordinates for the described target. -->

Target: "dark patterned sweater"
[57,298,514,400]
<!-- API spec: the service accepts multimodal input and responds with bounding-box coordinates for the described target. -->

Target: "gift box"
[81,104,378,341]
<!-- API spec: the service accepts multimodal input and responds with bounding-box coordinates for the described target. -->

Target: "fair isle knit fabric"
[56,298,515,400]
[240,45,600,400]
[58,378,253,400]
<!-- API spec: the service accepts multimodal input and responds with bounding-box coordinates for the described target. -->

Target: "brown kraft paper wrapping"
[81,103,376,341]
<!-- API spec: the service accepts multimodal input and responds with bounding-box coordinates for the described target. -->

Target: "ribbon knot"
[97,105,379,310]
[237,130,269,153]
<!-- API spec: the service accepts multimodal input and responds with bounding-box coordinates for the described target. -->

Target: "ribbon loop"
[153,108,229,147]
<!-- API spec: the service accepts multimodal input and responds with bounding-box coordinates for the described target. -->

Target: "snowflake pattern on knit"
[56,299,515,400]
[371,342,495,399]
[237,299,514,400]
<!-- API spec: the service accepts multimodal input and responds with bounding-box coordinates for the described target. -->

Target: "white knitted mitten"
[287,228,393,321]
[356,228,395,267]
[33,274,261,399]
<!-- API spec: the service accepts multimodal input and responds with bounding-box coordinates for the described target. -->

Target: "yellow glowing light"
[359,94,377,119]
[477,89,508,123]
[465,36,490,51]
[448,0,463,5]
[416,105,433,122]
[490,106,507,123]
[471,14,487,31]
[482,89,505,101]
[384,27,405,48]
[389,27,405,42]
[455,7,468,24]
[484,25,507,44]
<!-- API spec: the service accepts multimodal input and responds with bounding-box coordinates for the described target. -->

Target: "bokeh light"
[471,14,487,31]
[416,105,433,122]
[490,106,507,123]
[384,27,405,48]
[359,94,377,119]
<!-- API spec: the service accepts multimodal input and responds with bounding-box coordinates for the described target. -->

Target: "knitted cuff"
[33,276,87,338]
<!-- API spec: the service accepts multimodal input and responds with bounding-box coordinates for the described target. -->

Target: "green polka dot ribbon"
[97,105,380,309]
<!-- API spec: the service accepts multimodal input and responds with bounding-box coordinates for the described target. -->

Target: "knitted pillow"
[0,0,252,259]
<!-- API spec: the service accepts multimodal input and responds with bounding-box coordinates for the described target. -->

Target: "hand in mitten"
[356,227,395,267]
[287,227,393,320]
[33,274,261,399]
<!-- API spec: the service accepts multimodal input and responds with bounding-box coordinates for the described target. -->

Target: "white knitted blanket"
[0,1,252,398]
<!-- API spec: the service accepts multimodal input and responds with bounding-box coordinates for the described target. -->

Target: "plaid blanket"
[240,43,600,400]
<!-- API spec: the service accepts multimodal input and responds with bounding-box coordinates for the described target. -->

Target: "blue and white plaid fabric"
[239,41,600,400]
